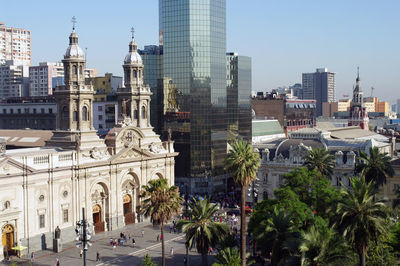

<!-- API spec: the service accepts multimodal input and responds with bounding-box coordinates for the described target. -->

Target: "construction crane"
[370,86,374,97]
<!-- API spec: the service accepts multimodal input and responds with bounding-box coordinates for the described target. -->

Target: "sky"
[2,0,400,103]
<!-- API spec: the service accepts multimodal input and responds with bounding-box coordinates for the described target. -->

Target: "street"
[1,220,215,266]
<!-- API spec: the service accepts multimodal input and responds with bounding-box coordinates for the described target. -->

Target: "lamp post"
[75,208,92,266]
[185,184,189,266]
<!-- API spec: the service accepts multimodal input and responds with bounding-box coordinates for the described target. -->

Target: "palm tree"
[304,148,335,177]
[177,198,229,266]
[254,206,299,266]
[226,140,261,266]
[299,226,355,266]
[140,178,182,266]
[334,177,389,266]
[212,247,242,266]
[356,146,394,189]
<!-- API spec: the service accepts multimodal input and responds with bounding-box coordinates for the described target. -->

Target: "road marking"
[96,235,185,266]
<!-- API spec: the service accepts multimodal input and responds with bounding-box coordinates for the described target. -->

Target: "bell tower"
[117,28,152,129]
[46,17,107,152]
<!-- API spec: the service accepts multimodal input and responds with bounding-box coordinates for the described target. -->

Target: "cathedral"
[0,25,177,259]
[348,68,369,130]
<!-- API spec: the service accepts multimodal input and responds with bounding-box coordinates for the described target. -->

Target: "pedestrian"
[110,238,113,246]
[30,251,35,262]
[80,249,83,258]
[170,247,174,256]
[141,230,144,238]
[160,234,163,241]
[56,258,60,266]
[132,237,136,247]
[120,232,123,238]
[184,257,187,266]
[157,234,160,242]
[209,247,213,255]
[169,224,173,233]
[96,251,100,261]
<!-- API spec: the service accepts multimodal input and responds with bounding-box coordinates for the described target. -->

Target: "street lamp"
[75,208,92,266]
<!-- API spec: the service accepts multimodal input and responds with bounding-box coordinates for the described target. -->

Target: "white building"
[29,62,64,96]
[0,60,29,99]
[0,27,177,260]
[0,23,31,66]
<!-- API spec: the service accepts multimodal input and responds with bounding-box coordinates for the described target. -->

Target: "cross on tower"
[131,27,135,40]
[72,16,77,30]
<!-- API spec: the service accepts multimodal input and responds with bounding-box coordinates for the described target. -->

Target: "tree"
[140,178,182,266]
[334,177,389,266]
[212,247,242,266]
[177,198,229,266]
[356,147,394,189]
[141,254,157,266]
[304,148,335,177]
[226,140,261,266]
[254,206,299,266]
[299,226,356,266]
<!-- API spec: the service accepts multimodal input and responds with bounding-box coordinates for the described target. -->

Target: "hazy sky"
[2,0,400,103]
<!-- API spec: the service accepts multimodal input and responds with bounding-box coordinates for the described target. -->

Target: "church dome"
[124,39,142,64]
[64,31,85,59]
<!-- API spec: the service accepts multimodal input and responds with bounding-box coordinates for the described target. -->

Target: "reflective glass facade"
[160,0,227,178]
[226,53,252,142]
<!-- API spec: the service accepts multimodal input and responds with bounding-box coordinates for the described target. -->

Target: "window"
[134,110,138,119]
[33,108,37,114]
[62,106,69,120]
[73,111,78,121]
[17,109,21,114]
[25,108,29,114]
[10,109,13,114]
[98,115,103,120]
[98,106,103,111]
[82,106,88,121]
[2,109,6,114]
[49,108,52,114]
[63,209,69,223]
[141,106,146,119]
[41,108,45,114]
[73,65,77,75]
[39,214,45,228]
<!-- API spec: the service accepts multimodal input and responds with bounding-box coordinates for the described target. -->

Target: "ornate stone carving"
[149,143,166,154]
[121,149,141,159]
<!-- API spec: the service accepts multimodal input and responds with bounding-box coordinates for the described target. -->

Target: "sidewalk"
[1,220,184,266]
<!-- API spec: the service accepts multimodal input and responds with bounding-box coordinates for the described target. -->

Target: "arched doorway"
[123,194,135,225]
[92,204,104,233]
[2,224,14,256]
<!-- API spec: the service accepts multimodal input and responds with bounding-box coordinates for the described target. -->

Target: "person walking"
[80,249,83,258]
[157,234,160,242]
[170,247,174,256]
[169,224,173,233]
[56,258,60,266]
[96,251,100,261]
[141,230,144,238]
[132,237,136,247]
[30,251,35,262]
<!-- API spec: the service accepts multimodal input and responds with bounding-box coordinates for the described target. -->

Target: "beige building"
[0,27,177,259]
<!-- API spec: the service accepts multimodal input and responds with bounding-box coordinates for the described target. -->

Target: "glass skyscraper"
[160,0,227,179]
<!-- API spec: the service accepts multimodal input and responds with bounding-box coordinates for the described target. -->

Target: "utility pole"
[82,208,87,266]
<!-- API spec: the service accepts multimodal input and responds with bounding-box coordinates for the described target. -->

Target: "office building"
[0,23,31,66]
[0,60,29,99]
[160,0,227,189]
[226,52,252,142]
[139,45,163,133]
[85,73,122,102]
[29,62,64,96]
[302,68,336,116]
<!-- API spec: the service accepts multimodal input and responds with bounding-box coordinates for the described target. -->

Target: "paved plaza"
[1,220,216,266]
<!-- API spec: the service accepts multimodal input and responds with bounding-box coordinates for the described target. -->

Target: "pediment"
[110,146,153,163]
[0,157,34,176]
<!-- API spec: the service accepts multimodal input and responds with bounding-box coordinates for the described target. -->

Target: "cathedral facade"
[0,27,177,259]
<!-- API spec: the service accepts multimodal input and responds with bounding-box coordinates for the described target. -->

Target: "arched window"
[73,65,77,75]
[62,106,68,120]
[82,106,88,121]
[263,191,268,200]
[134,110,138,119]
[79,65,83,75]
[133,70,137,78]
[73,111,78,121]
[141,106,146,119]
[138,70,141,78]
